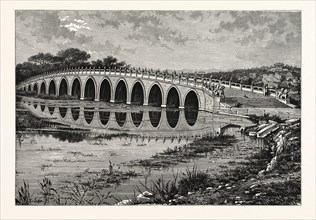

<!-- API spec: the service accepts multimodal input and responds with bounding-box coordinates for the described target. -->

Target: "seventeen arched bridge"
[16,67,220,112]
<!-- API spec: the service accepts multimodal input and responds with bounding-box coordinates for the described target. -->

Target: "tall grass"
[178,165,211,195]
[16,177,114,205]
[136,173,179,204]
[16,180,32,205]
[38,177,57,205]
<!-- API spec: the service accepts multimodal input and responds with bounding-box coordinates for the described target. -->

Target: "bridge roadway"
[16,67,220,112]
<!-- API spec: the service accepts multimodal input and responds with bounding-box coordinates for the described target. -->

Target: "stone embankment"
[115,117,301,205]
[257,118,300,175]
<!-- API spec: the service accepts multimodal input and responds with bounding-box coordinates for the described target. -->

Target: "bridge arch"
[184,89,200,110]
[48,79,57,95]
[99,77,112,102]
[71,77,82,99]
[40,81,47,94]
[147,82,164,107]
[59,77,69,96]
[165,85,182,108]
[130,79,146,105]
[33,83,38,93]
[84,77,97,101]
[114,78,129,104]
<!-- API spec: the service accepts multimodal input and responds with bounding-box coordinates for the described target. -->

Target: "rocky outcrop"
[257,119,300,175]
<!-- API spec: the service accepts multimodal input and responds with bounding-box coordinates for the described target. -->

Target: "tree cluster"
[204,63,301,89]
[16,48,130,84]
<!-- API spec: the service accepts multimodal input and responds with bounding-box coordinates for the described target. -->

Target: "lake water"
[16,97,255,204]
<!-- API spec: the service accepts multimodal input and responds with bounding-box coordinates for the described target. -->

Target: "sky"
[15,10,301,70]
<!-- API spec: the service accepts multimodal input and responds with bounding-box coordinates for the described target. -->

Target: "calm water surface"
[16,98,255,203]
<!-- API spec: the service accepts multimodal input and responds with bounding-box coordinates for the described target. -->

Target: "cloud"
[210,11,274,33]
[126,24,189,50]
[15,10,301,69]
[87,11,189,49]
[93,11,163,30]
[234,28,268,46]
[19,11,76,42]
[76,34,94,44]
[16,34,33,47]
[64,22,91,32]
[88,40,122,55]
[60,16,69,21]
[74,19,85,23]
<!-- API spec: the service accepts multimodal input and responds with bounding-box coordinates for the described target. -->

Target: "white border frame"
[1,1,315,220]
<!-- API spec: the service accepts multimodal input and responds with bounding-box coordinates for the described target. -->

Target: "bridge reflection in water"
[23,98,252,142]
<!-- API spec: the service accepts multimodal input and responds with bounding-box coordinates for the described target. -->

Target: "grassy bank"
[121,122,301,205]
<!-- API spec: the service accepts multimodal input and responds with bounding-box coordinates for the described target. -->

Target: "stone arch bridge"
[17,67,220,111]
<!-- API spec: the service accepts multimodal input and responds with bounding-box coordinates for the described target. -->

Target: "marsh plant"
[136,172,179,204]
[16,177,114,205]
[178,165,211,195]
[38,177,56,205]
[16,180,32,205]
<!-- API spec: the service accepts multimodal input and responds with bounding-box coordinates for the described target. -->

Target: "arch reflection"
[71,107,80,121]
[166,110,180,128]
[149,111,161,127]
[185,109,198,126]
[131,112,143,127]
[48,106,54,115]
[99,111,110,126]
[115,112,126,127]
[59,107,67,118]
[84,108,94,124]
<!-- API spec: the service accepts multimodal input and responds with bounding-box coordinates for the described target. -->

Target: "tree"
[57,48,91,67]
[91,59,104,68]
[28,53,60,65]
[102,56,118,68]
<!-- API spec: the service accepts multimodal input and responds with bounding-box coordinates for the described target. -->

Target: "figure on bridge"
[210,83,225,98]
